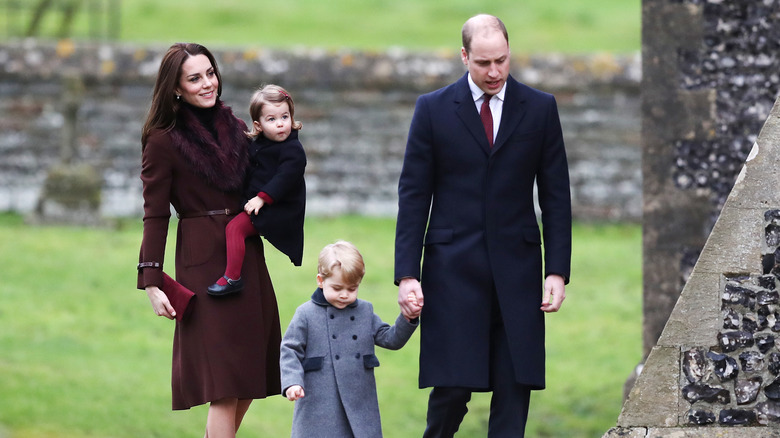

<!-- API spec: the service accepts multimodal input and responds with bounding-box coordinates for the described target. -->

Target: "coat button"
[330,314,335,319]
[332,334,337,339]
[335,355,340,360]
[352,335,358,340]
[355,353,360,359]
[350,316,355,320]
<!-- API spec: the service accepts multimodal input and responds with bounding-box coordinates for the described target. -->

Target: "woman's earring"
[175,94,181,101]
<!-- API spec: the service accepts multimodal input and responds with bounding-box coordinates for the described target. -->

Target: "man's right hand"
[398,278,424,319]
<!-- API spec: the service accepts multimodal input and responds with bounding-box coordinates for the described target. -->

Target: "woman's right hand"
[146,285,176,320]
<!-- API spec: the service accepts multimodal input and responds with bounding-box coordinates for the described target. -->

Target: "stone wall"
[642,0,780,358]
[0,40,640,220]
[605,95,780,437]
[604,0,780,434]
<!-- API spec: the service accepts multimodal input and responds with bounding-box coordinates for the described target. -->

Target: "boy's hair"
[246,84,302,139]
[318,241,365,286]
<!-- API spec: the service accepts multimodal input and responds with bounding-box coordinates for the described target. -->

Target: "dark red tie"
[480,94,493,147]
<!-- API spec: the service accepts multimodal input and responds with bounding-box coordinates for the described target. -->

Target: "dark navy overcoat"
[394,73,572,390]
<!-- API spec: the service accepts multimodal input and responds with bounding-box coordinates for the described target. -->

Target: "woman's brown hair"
[141,43,223,148]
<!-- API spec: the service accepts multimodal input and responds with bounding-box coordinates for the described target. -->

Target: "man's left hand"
[541,274,566,313]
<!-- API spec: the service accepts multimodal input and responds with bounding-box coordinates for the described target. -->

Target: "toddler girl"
[208,84,306,295]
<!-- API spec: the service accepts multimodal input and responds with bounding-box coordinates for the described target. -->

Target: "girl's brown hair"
[246,84,302,139]
[141,43,223,148]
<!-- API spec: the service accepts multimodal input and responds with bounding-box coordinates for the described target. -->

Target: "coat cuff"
[394,275,418,286]
[257,192,274,205]
[545,272,570,285]
[137,262,163,289]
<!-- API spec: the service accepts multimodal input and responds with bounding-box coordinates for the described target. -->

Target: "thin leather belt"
[176,208,236,219]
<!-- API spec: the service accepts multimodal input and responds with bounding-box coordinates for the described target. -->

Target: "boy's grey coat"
[280,288,418,438]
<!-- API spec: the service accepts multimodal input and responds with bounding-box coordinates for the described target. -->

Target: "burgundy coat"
[137,101,282,409]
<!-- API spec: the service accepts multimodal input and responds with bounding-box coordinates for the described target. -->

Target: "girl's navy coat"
[244,129,306,266]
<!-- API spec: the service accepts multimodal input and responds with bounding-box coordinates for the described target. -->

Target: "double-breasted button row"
[328,311,356,320]
[328,309,363,362]
[333,353,362,360]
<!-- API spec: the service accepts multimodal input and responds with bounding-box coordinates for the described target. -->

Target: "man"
[394,14,572,437]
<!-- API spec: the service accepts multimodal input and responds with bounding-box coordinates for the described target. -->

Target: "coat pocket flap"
[363,354,380,368]
[302,356,324,372]
[424,228,453,245]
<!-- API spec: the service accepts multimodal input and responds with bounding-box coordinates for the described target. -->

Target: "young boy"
[280,241,420,437]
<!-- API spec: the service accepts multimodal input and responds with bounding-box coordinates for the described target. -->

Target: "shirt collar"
[467,73,506,103]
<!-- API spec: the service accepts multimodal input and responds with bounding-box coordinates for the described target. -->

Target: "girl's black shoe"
[207,276,244,296]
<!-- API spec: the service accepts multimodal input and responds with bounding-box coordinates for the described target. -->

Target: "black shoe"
[207,276,244,296]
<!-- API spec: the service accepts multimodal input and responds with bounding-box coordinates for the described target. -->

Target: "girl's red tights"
[217,213,257,286]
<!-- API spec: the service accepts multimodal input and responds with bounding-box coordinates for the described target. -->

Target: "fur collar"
[168,101,249,191]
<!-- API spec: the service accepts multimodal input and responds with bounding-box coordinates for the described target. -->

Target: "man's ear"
[461,47,469,66]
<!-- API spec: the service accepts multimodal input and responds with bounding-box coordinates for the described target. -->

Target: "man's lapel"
[492,76,527,153]
[454,75,492,155]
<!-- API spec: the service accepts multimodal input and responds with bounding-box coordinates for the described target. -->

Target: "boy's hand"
[244,196,265,215]
[404,292,421,321]
[285,385,305,401]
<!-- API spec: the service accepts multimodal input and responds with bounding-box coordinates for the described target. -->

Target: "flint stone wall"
[606,0,780,434]
[642,0,780,358]
[605,95,780,437]
[0,40,641,220]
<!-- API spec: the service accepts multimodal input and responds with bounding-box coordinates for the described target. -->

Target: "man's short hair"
[462,14,508,54]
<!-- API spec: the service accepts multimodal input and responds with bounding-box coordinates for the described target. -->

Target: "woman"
[137,43,281,437]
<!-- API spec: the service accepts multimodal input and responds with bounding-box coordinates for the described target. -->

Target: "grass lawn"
[6,0,640,53]
[0,213,641,437]
[3,1,642,436]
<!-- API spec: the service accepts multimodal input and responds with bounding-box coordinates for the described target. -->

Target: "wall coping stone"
[0,39,641,92]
